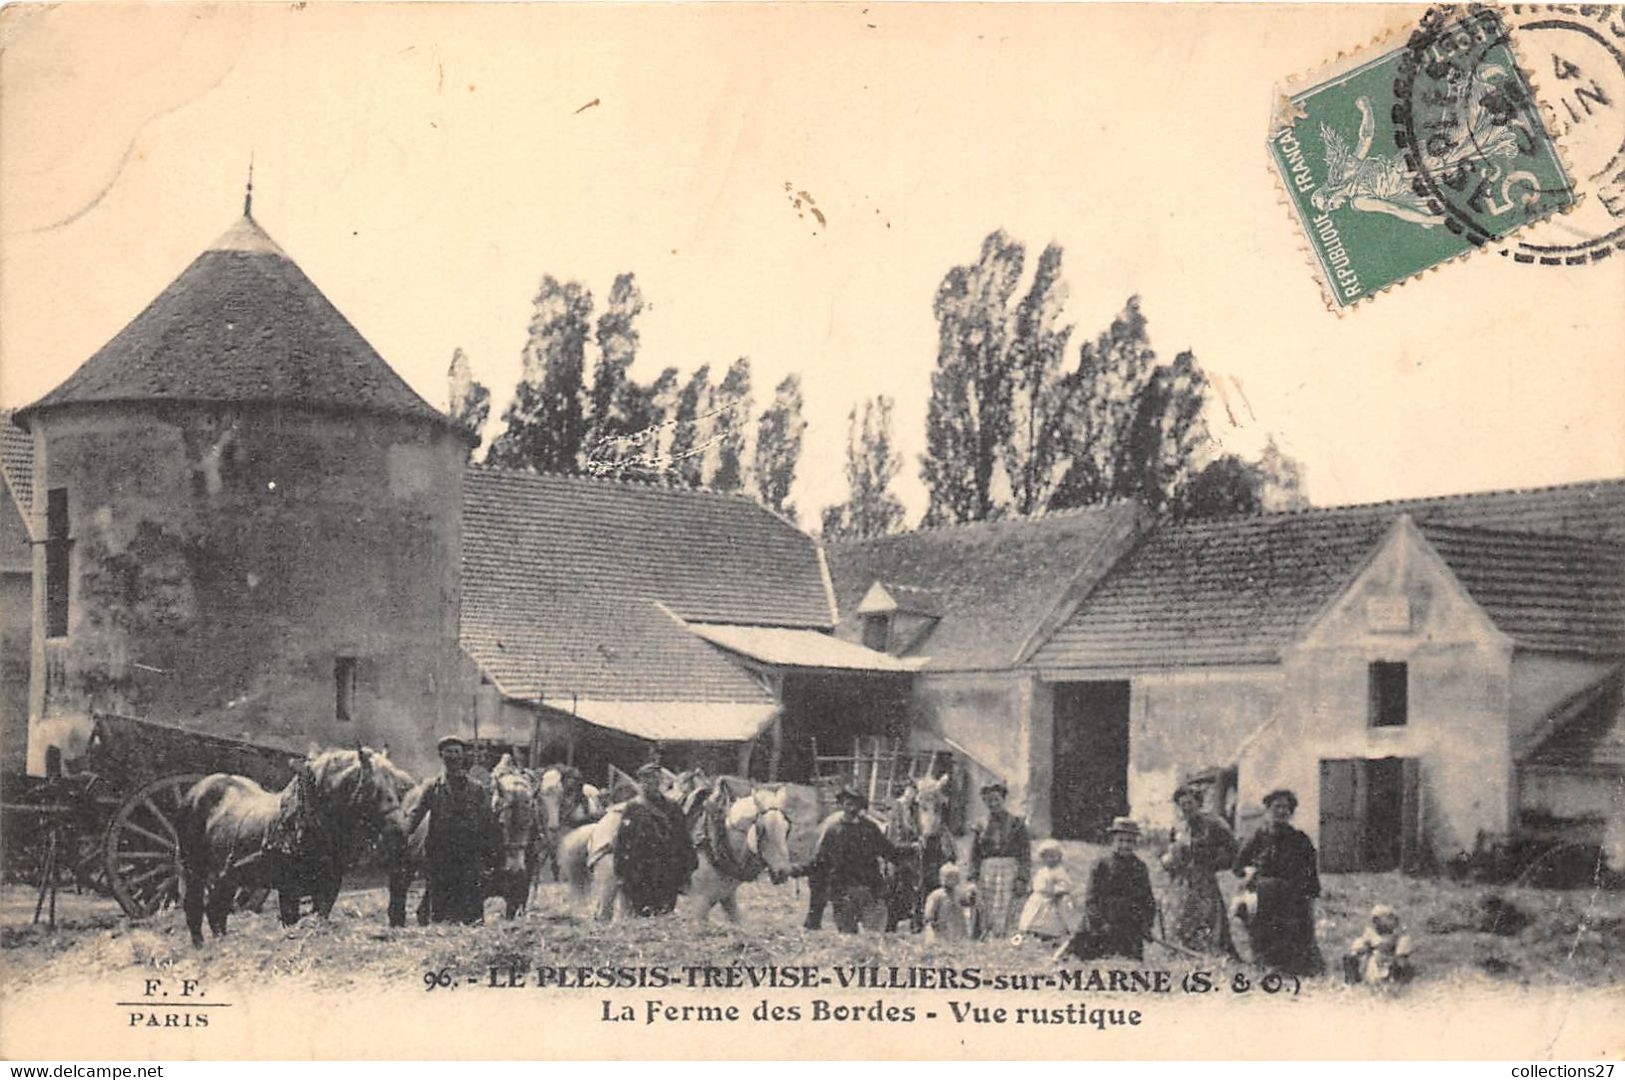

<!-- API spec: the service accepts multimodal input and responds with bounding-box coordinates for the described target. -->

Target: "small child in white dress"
[1015,839,1076,943]
[923,863,973,945]
[1343,904,1414,984]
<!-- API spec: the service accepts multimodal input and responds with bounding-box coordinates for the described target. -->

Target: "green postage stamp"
[1270,6,1577,309]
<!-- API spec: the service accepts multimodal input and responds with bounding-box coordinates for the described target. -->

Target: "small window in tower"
[335,657,358,723]
[861,613,891,652]
[45,488,70,638]
[1369,661,1408,728]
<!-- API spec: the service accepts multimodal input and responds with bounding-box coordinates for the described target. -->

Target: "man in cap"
[792,788,914,933]
[616,762,698,916]
[1062,817,1157,961]
[406,735,499,924]
[1234,788,1324,974]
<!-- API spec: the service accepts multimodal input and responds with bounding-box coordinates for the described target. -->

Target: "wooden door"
[1318,758,1364,872]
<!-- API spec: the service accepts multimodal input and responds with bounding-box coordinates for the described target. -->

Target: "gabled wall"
[1256,519,1516,858]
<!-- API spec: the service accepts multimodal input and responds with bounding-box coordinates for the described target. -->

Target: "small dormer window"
[862,613,891,652]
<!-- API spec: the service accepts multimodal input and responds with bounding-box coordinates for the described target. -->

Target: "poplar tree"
[822,396,907,540]
[753,375,807,521]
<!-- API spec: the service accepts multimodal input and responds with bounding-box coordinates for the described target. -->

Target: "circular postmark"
[1498,6,1625,265]
[1391,5,1578,249]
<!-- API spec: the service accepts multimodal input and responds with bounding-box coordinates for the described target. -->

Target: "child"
[1015,839,1076,944]
[922,862,972,944]
[1057,817,1157,962]
[1343,904,1414,985]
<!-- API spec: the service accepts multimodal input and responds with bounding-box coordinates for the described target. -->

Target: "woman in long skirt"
[1233,788,1325,975]
[1161,783,1240,958]
[968,782,1031,939]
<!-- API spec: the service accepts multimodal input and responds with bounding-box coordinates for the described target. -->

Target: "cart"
[2,713,302,922]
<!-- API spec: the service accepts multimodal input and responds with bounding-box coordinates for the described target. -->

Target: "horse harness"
[697,799,789,883]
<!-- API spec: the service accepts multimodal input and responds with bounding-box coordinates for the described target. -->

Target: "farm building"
[827,482,1625,867]
[5,202,1621,871]
[1,422,33,774]
[2,205,910,785]
[454,467,914,782]
[7,208,473,780]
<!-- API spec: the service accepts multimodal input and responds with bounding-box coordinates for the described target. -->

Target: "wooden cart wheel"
[104,774,204,918]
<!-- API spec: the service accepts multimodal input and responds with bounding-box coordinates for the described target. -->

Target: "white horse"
[688,783,795,923]
[533,764,603,882]
[559,774,792,923]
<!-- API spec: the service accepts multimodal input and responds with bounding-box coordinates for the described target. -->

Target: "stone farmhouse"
[3,207,1620,868]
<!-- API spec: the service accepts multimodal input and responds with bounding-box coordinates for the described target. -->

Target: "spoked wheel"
[105,774,204,918]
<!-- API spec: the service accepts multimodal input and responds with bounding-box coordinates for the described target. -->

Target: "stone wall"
[24,402,465,779]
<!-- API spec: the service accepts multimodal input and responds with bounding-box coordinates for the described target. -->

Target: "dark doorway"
[1318,757,1421,872]
[1051,681,1131,841]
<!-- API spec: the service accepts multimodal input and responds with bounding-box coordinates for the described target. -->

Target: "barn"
[454,466,914,782]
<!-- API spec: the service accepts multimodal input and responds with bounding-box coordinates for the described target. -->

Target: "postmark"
[1270,6,1578,308]
[1497,5,1625,265]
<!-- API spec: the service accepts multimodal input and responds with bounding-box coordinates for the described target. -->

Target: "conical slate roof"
[15,215,453,431]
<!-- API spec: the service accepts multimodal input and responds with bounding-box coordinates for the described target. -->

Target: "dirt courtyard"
[3,854,1621,996]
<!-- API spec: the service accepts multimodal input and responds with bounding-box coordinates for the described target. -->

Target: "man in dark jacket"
[408,735,498,925]
[1064,816,1157,961]
[794,788,913,933]
[617,763,699,916]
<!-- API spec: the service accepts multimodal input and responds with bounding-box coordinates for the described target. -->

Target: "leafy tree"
[1175,455,1263,518]
[668,365,712,488]
[710,358,753,493]
[920,230,1024,526]
[446,348,490,460]
[1175,437,1312,518]
[585,274,645,457]
[487,276,593,472]
[1256,435,1310,511]
[1002,243,1074,516]
[754,375,806,520]
[1049,297,1210,512]
[822,396,907,540]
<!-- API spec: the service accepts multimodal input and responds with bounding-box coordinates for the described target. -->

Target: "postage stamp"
[1270,5,1578,309]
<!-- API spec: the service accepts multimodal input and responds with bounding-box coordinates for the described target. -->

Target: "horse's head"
[914,774,950,838]
[536,766,565,831]
[309,746,408,840]
[490,757,537,875]
[739,787,795,883]
[664,768,707,804]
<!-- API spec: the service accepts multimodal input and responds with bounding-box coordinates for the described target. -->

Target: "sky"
[2,3,1621,524]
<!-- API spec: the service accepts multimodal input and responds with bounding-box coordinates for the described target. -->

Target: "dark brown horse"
[387,754,538,926]
[178,747,408,947]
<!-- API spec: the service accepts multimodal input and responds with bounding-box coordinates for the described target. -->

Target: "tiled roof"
[1032,510,1396,670]
[0,414,33,532]
[1524,666,1625,768]
[14,216,457,433]
[824,503,1146,671]
[1033,484,1625,671]
[460,467,833,707]
[1420,525,1625,655]
[1314,478,1625,543]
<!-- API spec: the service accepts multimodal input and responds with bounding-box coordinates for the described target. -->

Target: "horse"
[178,746,407,948]
[557,768,710,922]
[686,779,795,923]
[883,774,956,932]
[533,764,603,882]
[387,753,538,926]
